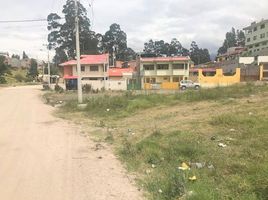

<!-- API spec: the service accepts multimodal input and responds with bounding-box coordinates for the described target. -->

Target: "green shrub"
[82,84,92,93]
[14,73,26,82]
[54,84,64,93]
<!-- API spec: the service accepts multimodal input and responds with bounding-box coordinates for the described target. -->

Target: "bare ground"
[0,86,143,200]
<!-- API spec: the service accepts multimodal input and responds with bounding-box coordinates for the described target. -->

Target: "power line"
[0,19,47,23]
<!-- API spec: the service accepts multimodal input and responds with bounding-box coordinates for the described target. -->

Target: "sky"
[0,0,268,61]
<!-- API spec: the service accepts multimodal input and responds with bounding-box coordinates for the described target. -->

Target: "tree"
[22,51,29,59]
[12,54,20,59]
[236,30,245,47]
[143,38,189,57]
[27,59,39,80]
[144,39,156,54]
[0,56,11,83]
[102,23,129,61]
[47,0,98,62]
[190,41,211,65]
[217,28,245,55]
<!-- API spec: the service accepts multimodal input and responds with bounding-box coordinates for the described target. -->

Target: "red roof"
[63,75,78,79]
[109,67,134,77]
[60,54,109,66]
[140,56,190,62]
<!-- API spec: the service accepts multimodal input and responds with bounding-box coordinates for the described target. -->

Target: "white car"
[180,80,200,90]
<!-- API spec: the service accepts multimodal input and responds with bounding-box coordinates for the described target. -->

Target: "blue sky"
[0,0,268,60]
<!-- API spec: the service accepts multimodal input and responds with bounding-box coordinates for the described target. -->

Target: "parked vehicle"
[180,80,200,90]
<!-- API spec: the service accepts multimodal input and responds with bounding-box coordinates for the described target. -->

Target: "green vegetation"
[120,113,268,200]
[0,56,11,84]
[59,84,267,118]
[45,83,268,200]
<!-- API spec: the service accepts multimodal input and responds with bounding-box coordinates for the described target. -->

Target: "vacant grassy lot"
[46,83,268,200]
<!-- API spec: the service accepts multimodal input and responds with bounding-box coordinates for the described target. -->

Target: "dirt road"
[0,86,142,200]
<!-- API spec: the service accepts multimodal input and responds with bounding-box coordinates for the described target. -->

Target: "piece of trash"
[211,136,216,141]
[189,176,197,181]
[158,189,163,193]
[152,164,156,168]
[229,129,236,132]
[226,137,235,141]
[106,109,110,112]
[248,112,253,116]
[178,162,190,170]
[128,128,132,132]
[131,132,136,136]
[191,162,205,169]
[218,143,227,148]
[145,169,151,174]
[208,164,215,170]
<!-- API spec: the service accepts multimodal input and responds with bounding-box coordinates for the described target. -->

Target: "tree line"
[47,0,246,66]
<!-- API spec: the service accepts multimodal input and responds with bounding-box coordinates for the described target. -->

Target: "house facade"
[244,19,268,56]
[216,47,246,62]
[60,54,109,90]
[140,56,192,89]
[258,56,268,81]
[108,67,135,90]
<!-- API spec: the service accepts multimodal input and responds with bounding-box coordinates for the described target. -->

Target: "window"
[173,77,182,82]
[247,38,251,42]
[90,65,98,71]
[172,64,184,70]
[255,44,260,47]
[249,45,253,49]
[145,78,155,83]
[260,33,265,39]
[254,27,257,32]
[262,42,267,46]
[82,77,100,80]
[81,66,85,72]
[261,24,265,29]
[157,64,169,70]
[253,36,257,40]
[163,77,169,81]
[144,65,154,70]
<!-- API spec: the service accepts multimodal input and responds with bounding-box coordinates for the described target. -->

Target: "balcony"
[173,69,188,76]
[144,70,157,76]
[157,70,172,76]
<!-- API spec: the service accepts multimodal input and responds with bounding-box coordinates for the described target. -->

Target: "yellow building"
[140,56,193,90]
[198,68,241,88]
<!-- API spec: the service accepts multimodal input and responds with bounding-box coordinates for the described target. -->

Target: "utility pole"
[47,50,51,87]
[75,0,83,104]
[42,45,51,87]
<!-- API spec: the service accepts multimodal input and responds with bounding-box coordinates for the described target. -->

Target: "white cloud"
[1,0,268,60]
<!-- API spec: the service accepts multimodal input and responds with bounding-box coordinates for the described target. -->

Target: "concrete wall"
[82,80,106,90]
[198,68,241,88]
[143,82,179,90]
[239,57,255,64]
[258,56,268,64]
[108,79,127,90]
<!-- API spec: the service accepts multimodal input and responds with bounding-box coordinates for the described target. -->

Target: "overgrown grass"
[59,84,268,119]
[45,83,268,200]
[119,112,268,200]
